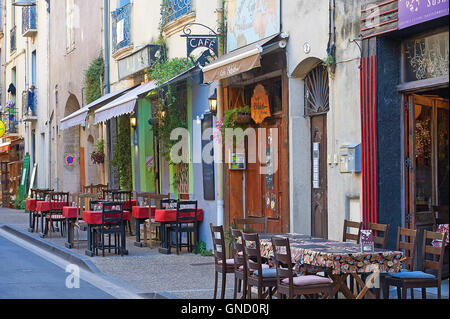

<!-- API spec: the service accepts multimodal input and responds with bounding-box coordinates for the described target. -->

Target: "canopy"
[59,87,132,131]
[201,34,280,83]
[94,81,158,124]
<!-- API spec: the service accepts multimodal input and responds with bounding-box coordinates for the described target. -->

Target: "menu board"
[361,230,375,253]
[202,113,215,201]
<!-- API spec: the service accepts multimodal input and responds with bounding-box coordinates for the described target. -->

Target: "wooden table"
[259,233,404,299]
[154,209,204,255]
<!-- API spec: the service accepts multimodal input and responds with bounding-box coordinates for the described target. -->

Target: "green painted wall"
[138,98,156,193]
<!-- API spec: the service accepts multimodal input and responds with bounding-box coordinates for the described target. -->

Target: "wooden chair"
[112,190,133,235]
[271,236,334,299]
[234,217,268,234]
[168,200,199,255]
[73,193,97,248]
[210,224,235,299]
[29,189,52,232]
[135,192,170,248]
[368,223,390,249]
[343,220,362,244]
[46,192,69,237]
[83,184,108,199]
[242,233,277,299]
[93,202,125,257]
[230,229,247,299]
[383,230,447,299]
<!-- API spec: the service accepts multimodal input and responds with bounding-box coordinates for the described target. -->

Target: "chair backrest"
[271,236,294,286]
[101,202,124,227]
[210,224,226,266]
[230,228,245,271]
[136,192,170,209]
[234,217,268,234]
[83,184,108,196]
[176,200,198,224]
[432,206,449,228]
[102,189,119,200]
[78,193,97,218]
[178,193,190,200]
[161,198,178,209]
[49,192,70,211]
[368,222,390,249]
[396,227,417,271]
[242,233,264,281]
[343,220,362,244]
[31,189,53,200]
[421,230,448,278]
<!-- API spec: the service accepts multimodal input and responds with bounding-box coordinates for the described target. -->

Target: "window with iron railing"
[10,26,17,53]
[1,101,18,134]
[22,5,37,36]
[112,2,132,55]
[161,0,193,26]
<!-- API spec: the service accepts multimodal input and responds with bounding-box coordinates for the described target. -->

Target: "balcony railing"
[161,0,193,26]
[112,3,132,55]
[0,101,18,135]
[22,5,37,37]
[10,26,16,53]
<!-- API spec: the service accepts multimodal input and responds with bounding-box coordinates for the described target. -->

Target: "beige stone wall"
[284,0,363,241]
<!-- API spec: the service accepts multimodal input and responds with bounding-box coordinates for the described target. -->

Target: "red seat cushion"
[282,275,333,286]
[63,207,78,219]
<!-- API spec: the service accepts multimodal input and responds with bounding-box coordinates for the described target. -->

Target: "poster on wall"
[227,0,281,52]
[398,0,449,30]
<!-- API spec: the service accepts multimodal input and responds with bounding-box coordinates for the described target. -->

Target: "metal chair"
[168,200,199,254]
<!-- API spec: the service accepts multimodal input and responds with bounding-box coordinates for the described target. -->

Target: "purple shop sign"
[399,0,449,29]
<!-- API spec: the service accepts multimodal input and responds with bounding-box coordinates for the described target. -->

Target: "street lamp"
[130,116,137,129]
[209,89,217,115]
[12,0,36,6]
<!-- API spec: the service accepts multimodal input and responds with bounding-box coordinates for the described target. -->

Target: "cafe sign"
[181,23,219,67]
[251,84,271,124]
[399,0,449,30]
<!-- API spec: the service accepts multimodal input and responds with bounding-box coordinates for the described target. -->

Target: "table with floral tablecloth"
[259,233,404,275]
[432,224,449,248]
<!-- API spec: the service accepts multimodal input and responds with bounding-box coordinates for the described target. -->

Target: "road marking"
[0,229,143,300]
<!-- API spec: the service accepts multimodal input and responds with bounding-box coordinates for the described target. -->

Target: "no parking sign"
[65,155,76,166]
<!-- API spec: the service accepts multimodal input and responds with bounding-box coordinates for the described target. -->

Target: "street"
[0,234,114,299]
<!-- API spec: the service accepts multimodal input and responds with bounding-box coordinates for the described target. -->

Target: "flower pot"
[235,112,252,125]
[91,152,105,164]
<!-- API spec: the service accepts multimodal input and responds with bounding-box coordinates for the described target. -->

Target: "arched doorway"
[63,94,82,193]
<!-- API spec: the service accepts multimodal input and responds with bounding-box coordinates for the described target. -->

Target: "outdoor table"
[132,206,156,247]
[154,209,204,255]
[63,206,79,249]
[83,209,131,257]
[35,201,70,238]
[26,198,44,232]
[259,233,404,299]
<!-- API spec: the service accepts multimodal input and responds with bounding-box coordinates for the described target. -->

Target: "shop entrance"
[404,90,449,228]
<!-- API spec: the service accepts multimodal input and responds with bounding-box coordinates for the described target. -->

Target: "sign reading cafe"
[181,23,219,67]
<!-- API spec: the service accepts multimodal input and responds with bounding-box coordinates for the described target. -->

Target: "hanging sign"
[251,84,271,124]
[399,0,449,30]
[0,120,5,138]
[19,155,30,201]
[181,23,219,67]
[146,156,154,168]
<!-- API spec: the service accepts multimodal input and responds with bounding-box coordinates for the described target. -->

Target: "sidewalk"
[0,207,448,299]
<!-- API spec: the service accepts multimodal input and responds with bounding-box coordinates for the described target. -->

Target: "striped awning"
[94,81,158,124]
[60,87,132,131]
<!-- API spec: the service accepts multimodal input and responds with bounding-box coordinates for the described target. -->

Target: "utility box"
[339,144,362,174]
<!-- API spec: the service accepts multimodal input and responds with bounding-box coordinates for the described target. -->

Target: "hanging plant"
[90,139,105,164]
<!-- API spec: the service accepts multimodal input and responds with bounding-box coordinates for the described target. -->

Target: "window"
[31,50,36,86]
[66,0,75,51]
[161,0,193,26]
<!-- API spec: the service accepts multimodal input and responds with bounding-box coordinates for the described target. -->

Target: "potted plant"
[91,139,105,164]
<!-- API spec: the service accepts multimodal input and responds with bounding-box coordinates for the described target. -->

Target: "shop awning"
[60,87,132,131]
[201,34,280,83]
[0,142,11,153]
[94,81,157,124]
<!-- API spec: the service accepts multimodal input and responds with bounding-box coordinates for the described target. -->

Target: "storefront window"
[405,31,449,82]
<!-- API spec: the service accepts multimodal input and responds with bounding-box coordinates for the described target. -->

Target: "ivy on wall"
[85,57,105,104]
[111,115,132,191]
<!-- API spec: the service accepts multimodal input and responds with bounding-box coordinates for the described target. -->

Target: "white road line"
[0,229,143,300]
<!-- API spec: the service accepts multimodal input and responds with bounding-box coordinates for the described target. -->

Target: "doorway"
[405,90,449,228]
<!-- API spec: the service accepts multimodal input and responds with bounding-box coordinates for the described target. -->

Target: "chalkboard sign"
[202,113,215,201]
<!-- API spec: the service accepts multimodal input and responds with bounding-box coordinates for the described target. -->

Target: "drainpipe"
[104,0,110,186]
[47,0,51,189]
[216,0,224,227]
[3,3,7,114]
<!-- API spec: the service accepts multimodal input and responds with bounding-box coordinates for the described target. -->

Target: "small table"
[154,209,204,255]
[259,233,404,299]
[62,206,79,249]
[83,210,131,257]
[26,198,43,232]
[35,201,70,238]
[132,206,156,247]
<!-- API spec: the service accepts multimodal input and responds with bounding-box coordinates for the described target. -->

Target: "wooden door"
[311,115,328,239]
[405,94,449,228]
[80,147,86,192]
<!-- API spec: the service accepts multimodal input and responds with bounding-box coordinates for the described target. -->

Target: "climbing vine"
[85,57,105,104]
[111,115,132,191]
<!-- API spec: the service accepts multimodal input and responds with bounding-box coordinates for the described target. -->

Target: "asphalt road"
[0,235,114,299]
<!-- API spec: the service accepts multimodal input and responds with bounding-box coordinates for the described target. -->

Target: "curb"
[0,224,179,299]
